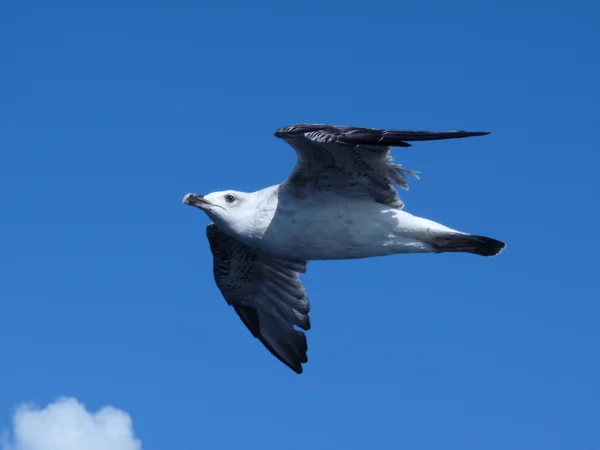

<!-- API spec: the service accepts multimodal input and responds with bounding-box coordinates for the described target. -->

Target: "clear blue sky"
[1,1,599,450]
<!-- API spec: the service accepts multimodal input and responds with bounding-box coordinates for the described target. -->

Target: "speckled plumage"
[184,123,504,374]
[206,224,310,374]
[275,124,489,208]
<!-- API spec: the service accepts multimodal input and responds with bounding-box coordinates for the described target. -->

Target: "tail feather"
[429,234,506,257]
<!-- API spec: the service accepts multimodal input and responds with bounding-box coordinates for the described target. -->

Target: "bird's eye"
[225,194,236,203]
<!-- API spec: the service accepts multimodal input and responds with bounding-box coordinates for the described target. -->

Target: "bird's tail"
[428,233,506,257]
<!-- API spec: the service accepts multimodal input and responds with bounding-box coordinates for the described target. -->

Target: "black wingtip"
[256,332,307,374]
[274,124,492,148]
[429,234,506,257]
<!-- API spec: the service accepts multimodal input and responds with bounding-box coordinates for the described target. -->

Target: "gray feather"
[206,223,310,374]
[275,123,489,208]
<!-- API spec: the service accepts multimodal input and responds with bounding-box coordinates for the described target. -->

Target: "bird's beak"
[182,193,210,210]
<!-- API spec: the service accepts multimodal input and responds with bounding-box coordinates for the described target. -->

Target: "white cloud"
[2,397,142,450]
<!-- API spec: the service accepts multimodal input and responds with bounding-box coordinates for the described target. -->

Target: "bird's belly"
[257,201,423,260]
[281,225,399,260]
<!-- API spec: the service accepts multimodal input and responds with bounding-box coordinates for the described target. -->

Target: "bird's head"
[182,190,256,235]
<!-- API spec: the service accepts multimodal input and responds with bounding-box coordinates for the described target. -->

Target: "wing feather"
[275,123,490,208]
[206,224,310,374]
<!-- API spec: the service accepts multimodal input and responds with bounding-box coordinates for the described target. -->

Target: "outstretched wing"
[206,223,310,374]
[275,123,490,208]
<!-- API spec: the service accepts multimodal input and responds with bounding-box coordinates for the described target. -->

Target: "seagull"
[183,123,505,374]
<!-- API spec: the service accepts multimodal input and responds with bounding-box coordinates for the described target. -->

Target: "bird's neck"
[218,185,280,246]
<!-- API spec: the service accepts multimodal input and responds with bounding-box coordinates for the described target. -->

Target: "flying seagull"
[183,123,505,374]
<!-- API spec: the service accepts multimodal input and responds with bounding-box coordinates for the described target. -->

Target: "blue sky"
[1,1,599,449]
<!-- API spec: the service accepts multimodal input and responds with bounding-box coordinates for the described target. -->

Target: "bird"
[183,123,505,374]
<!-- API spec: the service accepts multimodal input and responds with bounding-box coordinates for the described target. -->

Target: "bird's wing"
[275,123,490,208]
[206,223,310,374]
